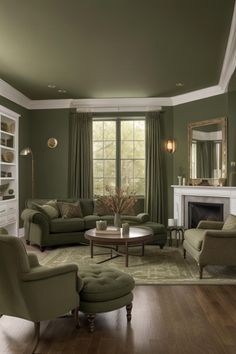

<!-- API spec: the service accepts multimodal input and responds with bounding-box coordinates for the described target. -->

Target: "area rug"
[31,243,236,285]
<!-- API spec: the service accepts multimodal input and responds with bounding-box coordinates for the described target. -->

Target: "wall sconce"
[166,139,176,153]
[20,147,35,198]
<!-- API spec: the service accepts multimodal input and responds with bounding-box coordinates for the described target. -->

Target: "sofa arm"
[197,220,224,230]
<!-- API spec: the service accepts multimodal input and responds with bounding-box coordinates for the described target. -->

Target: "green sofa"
[21,198,167,251]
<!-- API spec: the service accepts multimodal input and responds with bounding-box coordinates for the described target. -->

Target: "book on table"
[96,227,121,235]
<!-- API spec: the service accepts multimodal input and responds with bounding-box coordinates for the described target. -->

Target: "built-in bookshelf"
[0,105,19,236]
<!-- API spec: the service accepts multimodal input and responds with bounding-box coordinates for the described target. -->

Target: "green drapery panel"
[68,112,93,198]
[145,112,164,223]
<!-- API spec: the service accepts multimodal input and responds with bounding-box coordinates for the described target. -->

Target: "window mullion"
[116,119,121,189]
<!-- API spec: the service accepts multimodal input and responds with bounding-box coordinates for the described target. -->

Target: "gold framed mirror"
[188,117,227,186]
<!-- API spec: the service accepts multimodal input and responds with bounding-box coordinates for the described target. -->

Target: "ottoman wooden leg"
[126,303,133,322]
[87,314,96,332]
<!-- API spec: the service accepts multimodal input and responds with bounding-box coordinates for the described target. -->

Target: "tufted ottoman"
[79,265,135,332]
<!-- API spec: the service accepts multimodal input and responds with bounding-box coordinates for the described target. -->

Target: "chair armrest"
[27,252,40,268]
[22,264,78,282]
[21,208,43,222]
[205,230,236,238]
[197,220,224,230]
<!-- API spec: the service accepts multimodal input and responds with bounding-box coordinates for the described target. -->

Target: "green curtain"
[68,112,93,198]
[145,112,164,223]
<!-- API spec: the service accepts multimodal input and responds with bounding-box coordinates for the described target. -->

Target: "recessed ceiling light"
[176,82,184,87]
[58,89,67,93]
[47,83,56,89]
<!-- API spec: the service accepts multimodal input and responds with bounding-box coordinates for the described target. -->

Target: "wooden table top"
[85,227,154,244]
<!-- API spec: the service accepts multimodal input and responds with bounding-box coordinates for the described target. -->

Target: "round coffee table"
[85,227,154,267]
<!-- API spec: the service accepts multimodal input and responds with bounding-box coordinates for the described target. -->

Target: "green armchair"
[183,217,236,278]
[0,235,82,353]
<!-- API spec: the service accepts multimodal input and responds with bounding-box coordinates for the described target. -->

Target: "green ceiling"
[0,0,234,100]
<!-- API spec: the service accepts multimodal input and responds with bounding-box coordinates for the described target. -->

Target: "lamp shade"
[20,147,32,156]
[166,139,176,153]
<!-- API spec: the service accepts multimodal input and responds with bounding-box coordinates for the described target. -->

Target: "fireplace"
[188,201,224,228]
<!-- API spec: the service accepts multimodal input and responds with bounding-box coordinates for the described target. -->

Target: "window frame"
[92,117,145,196]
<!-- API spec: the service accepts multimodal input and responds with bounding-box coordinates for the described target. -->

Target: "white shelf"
[0,130,15,137]
[0,145,14,151]
[0,162,16,166]
[0,105,19,237]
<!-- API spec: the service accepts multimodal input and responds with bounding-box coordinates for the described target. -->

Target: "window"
[93,118,145,196]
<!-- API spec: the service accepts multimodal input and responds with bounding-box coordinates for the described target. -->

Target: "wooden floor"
[0,285,236,354]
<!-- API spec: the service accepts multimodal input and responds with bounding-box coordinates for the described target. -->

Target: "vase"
[114,213,122,228]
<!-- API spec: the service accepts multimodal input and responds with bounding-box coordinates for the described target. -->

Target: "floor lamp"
[20,147,35,198]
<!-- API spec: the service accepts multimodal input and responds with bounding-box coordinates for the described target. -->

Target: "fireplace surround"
[172,186,236,228]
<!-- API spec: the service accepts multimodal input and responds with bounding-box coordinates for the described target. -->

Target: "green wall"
[0,95,31,225]
[29,109,71,198]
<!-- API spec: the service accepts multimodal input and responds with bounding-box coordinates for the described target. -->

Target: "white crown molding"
[171,85,225,106]
[219,1,236,92]
[29,99,73,110]
[73,97,167,112]
[0,79,31,109]
[0,104,20,119]
[1,3,236,111]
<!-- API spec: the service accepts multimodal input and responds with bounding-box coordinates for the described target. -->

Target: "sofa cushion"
[184,229,205,251]
[50,218,84,233]
[58,201,83,219]
[32,200,59,219]
[80,199,94,216]
[222,214,236,230]
[83,215,100,229]
[79,266,135,302]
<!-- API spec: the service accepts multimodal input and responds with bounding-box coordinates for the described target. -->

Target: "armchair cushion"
[184,229,205,251]
[222,214,236,230]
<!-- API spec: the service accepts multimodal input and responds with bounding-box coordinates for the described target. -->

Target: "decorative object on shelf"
[182,177,186,186]
[8,189,14,195]
[96,186,137,229]
[177,176,182,185]
[3,195,15,200]
[197,179,210,186]
[2,150,14,163]
[20,147,35,198]
[0,183,9,197]
[1,122,8,132]
[47,137,58,149]
[7,122,15,134]
[229,161,236,186]
[166,139,176,153]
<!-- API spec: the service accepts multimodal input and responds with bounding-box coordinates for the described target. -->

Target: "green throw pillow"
[222,214,236,230]
[58,201,83,219]
[32,200,59,219]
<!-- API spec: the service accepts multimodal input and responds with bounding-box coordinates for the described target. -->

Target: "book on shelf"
[96,227,121,235]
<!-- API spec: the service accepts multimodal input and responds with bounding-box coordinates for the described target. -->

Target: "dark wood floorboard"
[0,285,236,354]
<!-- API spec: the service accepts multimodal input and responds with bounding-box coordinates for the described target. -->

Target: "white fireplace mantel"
[172,185,236,227]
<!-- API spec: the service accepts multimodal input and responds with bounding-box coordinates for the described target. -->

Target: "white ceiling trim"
[1,2,236,111]
[73,97,166,112]
[0,79,31,109]
[171,85,225,106]
[219,0,236,92]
